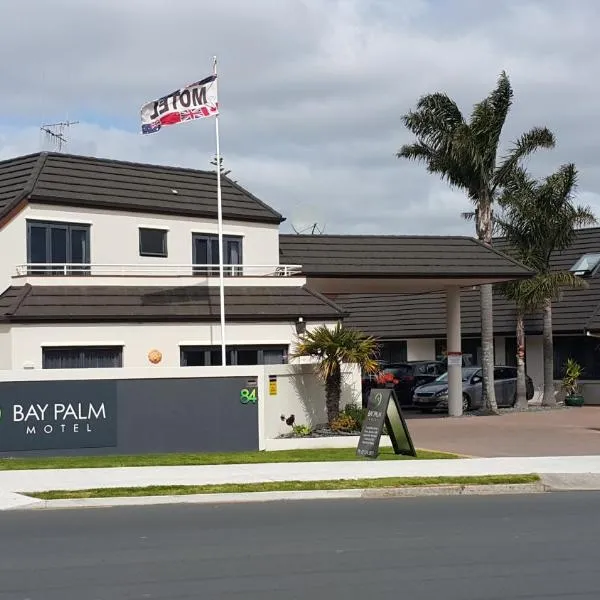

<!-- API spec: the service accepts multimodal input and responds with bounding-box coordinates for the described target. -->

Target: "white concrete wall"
[0,362,362,450]
[9,321,338,370]
[0,325,12,370]
[406,338,435,360]
[1,203,281,289]
[262,363,362,440]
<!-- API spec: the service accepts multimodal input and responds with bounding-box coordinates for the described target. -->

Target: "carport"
[280,234,533,416]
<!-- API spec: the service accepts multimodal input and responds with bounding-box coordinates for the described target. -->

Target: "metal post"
[446,286,463,416]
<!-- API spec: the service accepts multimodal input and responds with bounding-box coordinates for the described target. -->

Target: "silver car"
[412,366,534,413]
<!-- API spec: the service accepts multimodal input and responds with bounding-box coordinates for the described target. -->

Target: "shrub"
[292,424,311,437]
[342,403,367,428]
[330,413,360,433]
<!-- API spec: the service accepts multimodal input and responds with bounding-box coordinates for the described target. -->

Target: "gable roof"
[0,284,344,323]
[0,152,284,225]
[336,227,600,339]
[279,234,532,279]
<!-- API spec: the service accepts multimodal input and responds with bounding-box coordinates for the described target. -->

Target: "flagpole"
[213,56,227,366]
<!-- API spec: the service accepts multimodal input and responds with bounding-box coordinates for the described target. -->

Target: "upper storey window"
[570,253,600,278]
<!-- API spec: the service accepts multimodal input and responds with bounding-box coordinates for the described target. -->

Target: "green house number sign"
[240,379,258,404]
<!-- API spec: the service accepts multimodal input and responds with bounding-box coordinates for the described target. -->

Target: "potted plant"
[375,371,399,389]
[562,358,584,407]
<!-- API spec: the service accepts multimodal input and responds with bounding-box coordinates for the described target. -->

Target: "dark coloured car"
[363,361,446,407]
[412,365,535,413]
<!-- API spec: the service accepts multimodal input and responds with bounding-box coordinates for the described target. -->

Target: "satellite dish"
[289,202,326,235]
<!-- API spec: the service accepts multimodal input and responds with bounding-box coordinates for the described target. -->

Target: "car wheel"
[462,394,471,413]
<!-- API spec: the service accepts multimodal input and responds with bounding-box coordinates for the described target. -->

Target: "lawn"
[28,474,540,500]
[0,447,457,471]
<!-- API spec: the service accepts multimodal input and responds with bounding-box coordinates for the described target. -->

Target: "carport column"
[446,286,462,417]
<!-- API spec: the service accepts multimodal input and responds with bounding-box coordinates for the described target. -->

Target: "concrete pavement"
[2,455,600,510]
[2,493,600,599]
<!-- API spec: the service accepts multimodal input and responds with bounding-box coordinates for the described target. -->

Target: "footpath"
[2,455,600,511]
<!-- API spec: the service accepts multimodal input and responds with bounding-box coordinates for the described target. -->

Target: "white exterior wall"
[263,363,362,440]
[406,338,435,361]
[9,321,338,370]
[0,363,362,451]
[526,335,544,402]
[0,325,12,370]
[0,203,281,291]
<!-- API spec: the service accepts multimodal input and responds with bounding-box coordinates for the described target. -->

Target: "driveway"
[405,406,600,457]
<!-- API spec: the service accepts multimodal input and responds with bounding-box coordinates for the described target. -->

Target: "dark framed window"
[180,345,288,367]
[139,228,168,257]
[379,341,407,363]
[554,336,600,380]
[42,346,123,369]
[27,220,90,275]
[192,233,242,276]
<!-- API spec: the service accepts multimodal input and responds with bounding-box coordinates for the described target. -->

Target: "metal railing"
[14,263,303,278]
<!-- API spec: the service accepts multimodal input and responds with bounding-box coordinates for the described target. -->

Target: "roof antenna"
[289,202,326,235]
[40,120,79,152]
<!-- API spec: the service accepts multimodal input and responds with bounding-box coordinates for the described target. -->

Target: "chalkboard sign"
[356,387,416,458]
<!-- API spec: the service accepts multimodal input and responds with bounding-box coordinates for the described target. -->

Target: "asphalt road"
[2,493,600,599]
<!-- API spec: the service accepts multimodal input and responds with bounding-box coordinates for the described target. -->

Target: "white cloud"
[1,0,600,234]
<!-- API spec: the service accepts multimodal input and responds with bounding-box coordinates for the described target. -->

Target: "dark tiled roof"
[0,154,45,219]
[0,152,283,224]
[279,234,532,278]
[339,281,600,339]
[337,227,600,338]
[0,285,343,323]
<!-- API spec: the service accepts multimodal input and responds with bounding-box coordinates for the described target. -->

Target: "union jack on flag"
[180,108,204,122]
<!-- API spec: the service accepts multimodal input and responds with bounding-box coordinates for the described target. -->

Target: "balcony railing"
[14,263,303,278]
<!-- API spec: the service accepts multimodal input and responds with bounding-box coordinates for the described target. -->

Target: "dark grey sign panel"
[0,375,259,457]
[0,380,117,452]
[356,388,416,459]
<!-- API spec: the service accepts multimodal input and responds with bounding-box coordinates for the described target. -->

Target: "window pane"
[236,348,259,365]
[29,225,47,264]
[139,228,167,256]
[181,349,208,367]
[263,348,286,364]
[50,227,68,276]
[210,239,220,264]
[42,346,122,369]
[70,229,88,263]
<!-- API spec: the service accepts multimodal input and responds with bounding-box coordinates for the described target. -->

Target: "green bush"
[292,424,311,437]
[342,403,367,428]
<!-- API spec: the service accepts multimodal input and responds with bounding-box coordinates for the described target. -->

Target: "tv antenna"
[289,202,326,235]
[40,120,79,152]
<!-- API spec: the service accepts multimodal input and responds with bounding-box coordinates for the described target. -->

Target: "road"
[1,493,600,599]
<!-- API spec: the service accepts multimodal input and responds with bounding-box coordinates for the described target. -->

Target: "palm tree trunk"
[515,310,528,409]
[325,369,342,424]
[477,200,498,415]
[542,297,555,406]
[480,283,498,413]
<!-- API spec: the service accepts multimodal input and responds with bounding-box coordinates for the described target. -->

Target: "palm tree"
[497,164,596,406]
[397,71,555,413]
[291,323,379,424]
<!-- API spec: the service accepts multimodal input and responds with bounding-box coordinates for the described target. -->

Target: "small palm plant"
[291,323,379,424]
[562,358,584,406]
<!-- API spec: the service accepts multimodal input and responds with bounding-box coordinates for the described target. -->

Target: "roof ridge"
[468,237,534,273]
[5,283,33,317]
[301,285,346,317]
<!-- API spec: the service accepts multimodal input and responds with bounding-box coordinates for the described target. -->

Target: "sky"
[1,0,599,235]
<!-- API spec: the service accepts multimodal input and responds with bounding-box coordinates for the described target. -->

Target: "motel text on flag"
[140,74,219,134]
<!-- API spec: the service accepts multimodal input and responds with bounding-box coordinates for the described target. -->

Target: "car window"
[415,364,428,374]
[383,365,412,376]
[494,367,516,380]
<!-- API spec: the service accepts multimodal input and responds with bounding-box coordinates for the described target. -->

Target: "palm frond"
[494,127,556,191]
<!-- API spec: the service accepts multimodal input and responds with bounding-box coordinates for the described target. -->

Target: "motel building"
[0,150,580,457]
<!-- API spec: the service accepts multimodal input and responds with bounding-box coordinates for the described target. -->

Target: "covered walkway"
[280,234,533,416]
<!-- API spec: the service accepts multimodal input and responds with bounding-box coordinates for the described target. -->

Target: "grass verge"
[28,474,541,500]
[0,447,457,471]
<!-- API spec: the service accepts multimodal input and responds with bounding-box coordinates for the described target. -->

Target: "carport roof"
[279,234,533,294]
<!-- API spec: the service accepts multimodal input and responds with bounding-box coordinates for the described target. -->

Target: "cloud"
[1,0,600,234]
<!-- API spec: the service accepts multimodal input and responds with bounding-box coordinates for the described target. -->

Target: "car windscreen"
[435,370,475,383]
[383,365,413,376]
